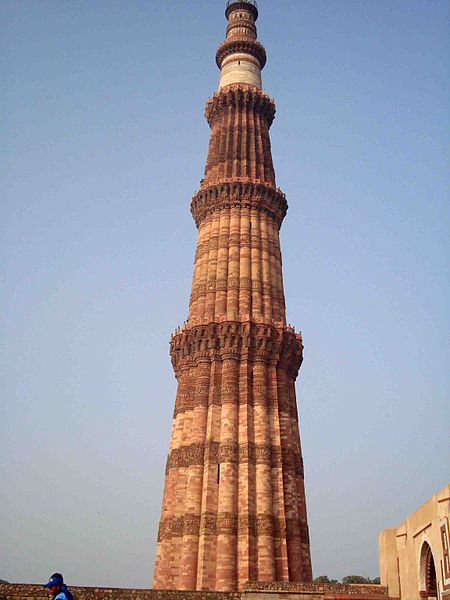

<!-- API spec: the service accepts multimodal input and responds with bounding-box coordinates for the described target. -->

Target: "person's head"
[44,573,63,596]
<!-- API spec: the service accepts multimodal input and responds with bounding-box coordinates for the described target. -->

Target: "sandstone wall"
[0,585,241,600]
[0,583,387,600]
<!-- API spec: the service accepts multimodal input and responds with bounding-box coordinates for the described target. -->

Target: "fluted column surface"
[153,4,312,592]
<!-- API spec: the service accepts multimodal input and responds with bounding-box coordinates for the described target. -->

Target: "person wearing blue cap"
[43,573,73,600]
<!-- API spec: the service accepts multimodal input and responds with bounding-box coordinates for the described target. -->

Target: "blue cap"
[44,575,63,588]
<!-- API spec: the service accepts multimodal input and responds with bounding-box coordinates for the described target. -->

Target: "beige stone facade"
[153,0,312,592]
[379,485,450,600]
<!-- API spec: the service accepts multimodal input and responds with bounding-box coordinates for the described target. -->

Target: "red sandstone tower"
[153,0,312,591]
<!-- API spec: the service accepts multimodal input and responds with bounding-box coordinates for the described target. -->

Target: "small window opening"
[217,463,220,483]
[238,60,241,65]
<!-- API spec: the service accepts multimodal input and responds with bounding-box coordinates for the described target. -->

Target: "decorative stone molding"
[172,379,300,416]
[238,442,255,463]
[194,235,281,260]
[217,513,238,535]
[158,513,309,543]
[164,441,304,476]
[216,39,266,70]
[200,513,218,535]
[157,516,184,541]
[189,281,285,306]
[194,233,281,261]
[254,443,271,465]
[218,442,239,463]
[226,20,257,40]
[256,514,274,535]
[237,513,257,534]
[170,319,302,376]
[183,515,201,536]
[173,313,299,333]
[191,180,287,228]
[165,443,205,471]
[205,85,275,127]
[204,440,220,463]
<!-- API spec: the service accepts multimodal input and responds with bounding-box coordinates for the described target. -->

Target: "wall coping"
[0,582,389,600]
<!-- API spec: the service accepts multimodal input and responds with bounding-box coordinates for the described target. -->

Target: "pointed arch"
[419,541,437,598]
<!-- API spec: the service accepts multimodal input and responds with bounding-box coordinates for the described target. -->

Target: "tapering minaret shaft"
[153,1,312,591]
[203,98,276,186]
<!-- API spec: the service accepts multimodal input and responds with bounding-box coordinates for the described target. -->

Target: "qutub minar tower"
[153,0,312,591]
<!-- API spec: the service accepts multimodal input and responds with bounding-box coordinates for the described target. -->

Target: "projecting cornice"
[216,39,267,70]
[191,180,287,228]
[169,319,303,377]
[205,84,275,127]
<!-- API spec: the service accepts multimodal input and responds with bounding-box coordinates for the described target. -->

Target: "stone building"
[152,0,312,592]
[379,485,450,600]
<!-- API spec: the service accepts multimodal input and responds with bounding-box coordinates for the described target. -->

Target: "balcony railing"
[226,0,258,10]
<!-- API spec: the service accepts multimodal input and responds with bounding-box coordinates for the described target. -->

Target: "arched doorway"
[420,541,437,599]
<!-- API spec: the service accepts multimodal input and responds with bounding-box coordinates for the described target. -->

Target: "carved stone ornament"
[165,441,304,472]
[205,84,273,126]
[191,180,287,228]
[170,319,302,376]
[158,512,306,543]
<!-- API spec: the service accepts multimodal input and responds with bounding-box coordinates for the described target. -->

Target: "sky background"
[1,0,449,589]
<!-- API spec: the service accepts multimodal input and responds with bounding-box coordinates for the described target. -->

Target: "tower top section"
[216,0,266,89]
[225,0,258,21]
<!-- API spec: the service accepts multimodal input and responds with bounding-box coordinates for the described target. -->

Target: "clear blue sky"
[1,0,448,589]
